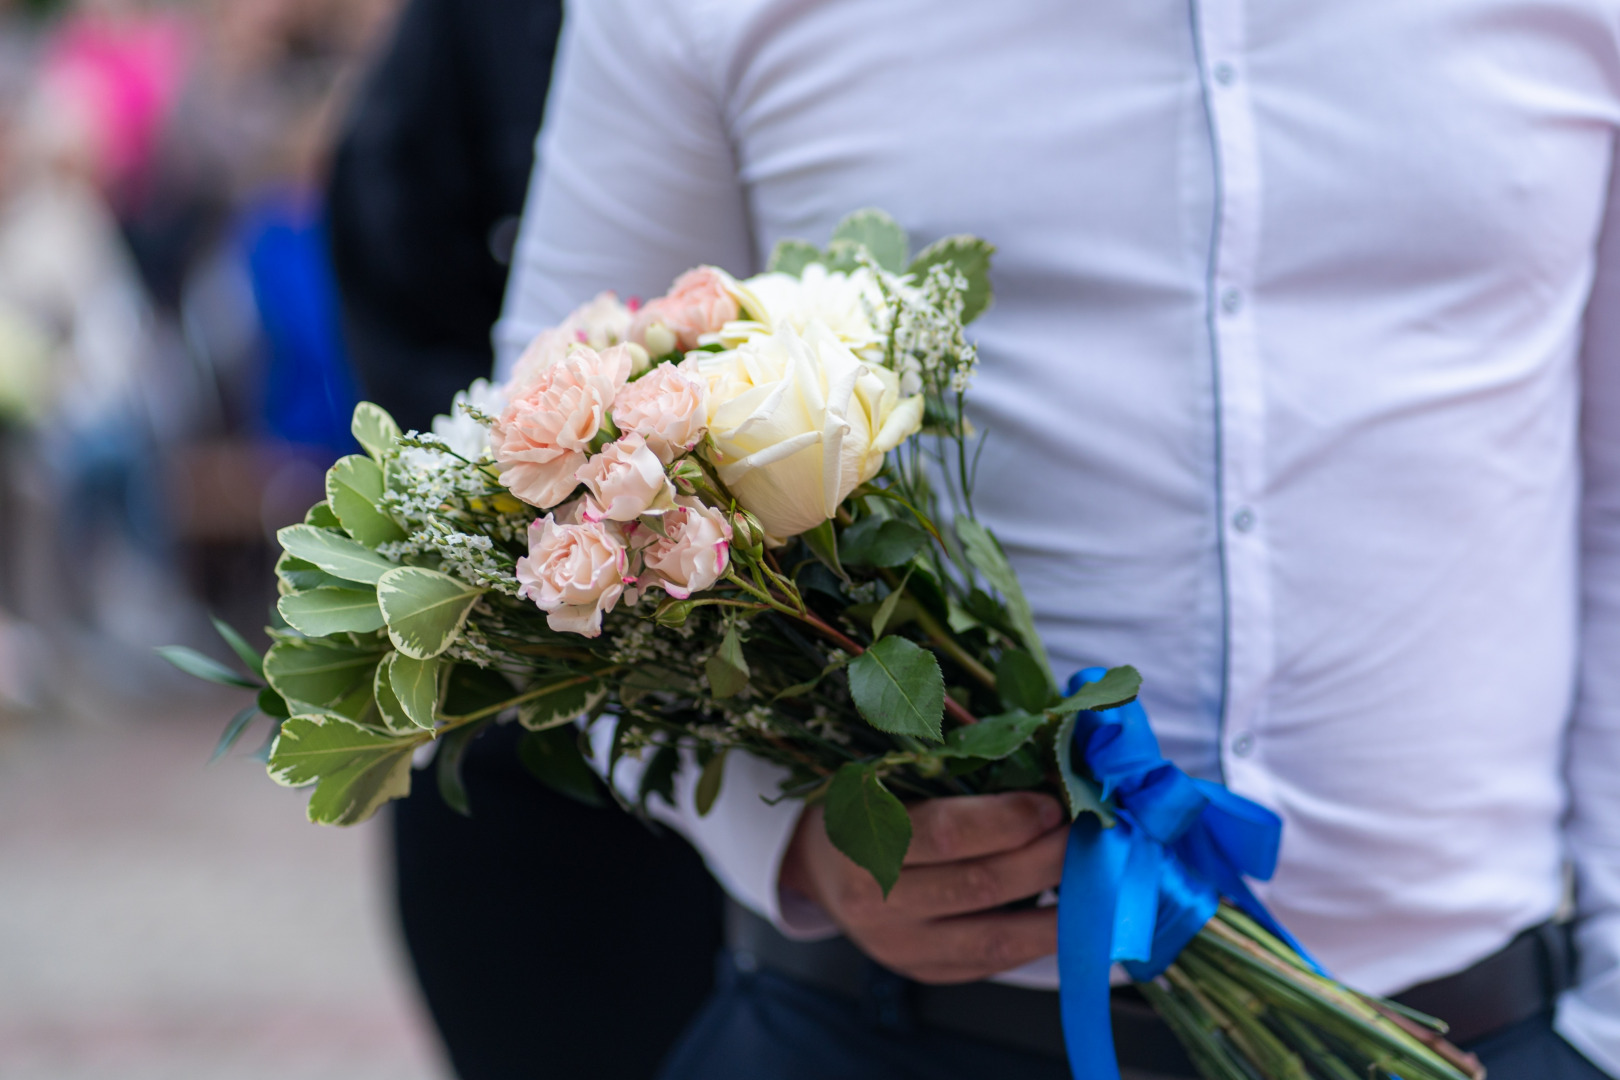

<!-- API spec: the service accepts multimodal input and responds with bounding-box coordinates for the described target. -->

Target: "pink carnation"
[491,344,633,509]
[631,267,740,354]
[611,363,708,464]
[642,497,732,599]
[575,433,675,521]
[515,515,630,637]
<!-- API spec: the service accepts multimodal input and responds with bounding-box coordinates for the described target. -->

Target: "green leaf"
[156,646,260,689]
[847,636,946,742]
[376,567,484,659]
[955,519,1051,679]
[267,713,422,826]
[519,727,605,807]
[695,748,728,816]
[277,587,386,637]
[372,656,417,734]
[1050,665,1141,717]
[211,705,262,763]
[387,653,444,729]
[304,501,342,530]
[839,516,928,568]
[823,238,864,273]
[869,570,913,641]
[823,762,912,896]
[996,649,1053,713]
[908,235,996,323]
[942,710,1045,761]
[275,552,349,593]
[435,720,488,817]
[638,744,679,811]
[264,638,387,709]
[1056,712,1114,827]
[257,687,290,719]
[277,524,397,585]
[443,664,516,717]
[518,677,606,732]
[802,519,848,581]
[766,238,822,277]
[211,617,264,680]
[705,624,750,699]
[351,402,402,463]
[326,455,406,548]
[832,208,909,274]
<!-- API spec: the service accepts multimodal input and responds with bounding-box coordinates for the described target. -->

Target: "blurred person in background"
[327,1,723,1076]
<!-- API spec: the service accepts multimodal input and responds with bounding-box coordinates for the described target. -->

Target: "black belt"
[725,902,1575,1076]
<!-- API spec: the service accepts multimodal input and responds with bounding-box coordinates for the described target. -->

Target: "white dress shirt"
[496,0,1620,1070]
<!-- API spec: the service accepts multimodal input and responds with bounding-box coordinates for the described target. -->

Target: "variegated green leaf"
[377,568,483,660]
[326,455,405,548]
[385,652,442,730]
[277,587,386,637]
[277,524,396,585]
[267,714,423,825]
[351,402,402,463]
[263,638,387,709]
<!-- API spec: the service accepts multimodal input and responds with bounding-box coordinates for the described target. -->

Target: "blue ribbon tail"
[1058,814,1129,1080]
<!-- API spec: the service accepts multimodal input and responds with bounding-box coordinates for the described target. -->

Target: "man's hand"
[778,792,1067,984]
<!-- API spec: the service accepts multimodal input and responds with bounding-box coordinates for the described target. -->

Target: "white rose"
[710,264,889,358]
[693,320,924,542]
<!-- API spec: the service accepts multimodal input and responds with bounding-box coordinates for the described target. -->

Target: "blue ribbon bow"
[1056,668,1320,1080]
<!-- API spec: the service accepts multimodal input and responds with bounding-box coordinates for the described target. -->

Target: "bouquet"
[164,210,1481,1080]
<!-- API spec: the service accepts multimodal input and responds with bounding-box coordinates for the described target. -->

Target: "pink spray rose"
[510,293,644,386]
[642,496,733,599]
[575,433,675,522]
[631,267,741,355]
[491,344,634,509]
[515,514,630,637]
[610,363,709,464]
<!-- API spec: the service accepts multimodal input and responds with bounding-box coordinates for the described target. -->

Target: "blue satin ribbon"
[1056,668,1321,1080]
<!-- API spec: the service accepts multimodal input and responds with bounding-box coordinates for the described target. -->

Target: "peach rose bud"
[643,496,733,599]
[575,433,675,522]
[515,515,630,637]
[631,267,741,354]
[611,363,709,464]
[491,343,634,509]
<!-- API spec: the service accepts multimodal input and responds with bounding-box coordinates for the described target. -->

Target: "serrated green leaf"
[278,524,396,585]
[767,238,822,277]
[1056,712,1113,827]
[376,567,483,659]
[211,617,264,680]
[267,713,422,826]
[304,501,342,530]
[802,519,848,581]
[351,402,402,463]
[705,624,750,699]
[869,570,914,641]
[908,234,995,323]
[941,710,1045,761]
[517,677,606,732]
[519,726,604,807]
[263,638,387,709]
[387,653,443,729]
[1050,665,1141,717]
[156,646,260,689]
[326,455,406,548]
[211,705,262,763]
[839,516,928,568]
[832,208,909,273]
[277,587,386,637]
[695,748,728,816]
[996,649,1053,713]
[955,519,1050,680]
[435,719,488,816]
[847,636,945,743]
[823,762,912,896]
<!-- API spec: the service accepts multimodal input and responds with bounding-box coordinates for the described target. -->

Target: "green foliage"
[376,567,483,659]
[435,720,488,817]
[868,574,912,641]
[823,762,912,896]
[351,402,402,463]
[267,714,422,826]
[955,519,1051,679]
[908,235,996,323]
[638,744,680,811]
[443,664,516,717]
[274,553,348,594]
[847,636,946,743]
[1051,665,1141,716]
[156,645,260,689]
[304,501,343,530]
[831,208,910,274]
[705,624,750,699]
[277,524,396,585]
[372,657,414,734]
[211,705,262,763]
[519,727,604,807]
[211,617,264,681]
[257,687,290,719]
[941,710,1046,761]
[264,638,387,710]
[996,649,1053,713]
[802,519,849,581]
[277,587,386,637]
[695,748,728,816]
[326,455,406,548]
[839,516,928,568]
[387,653,444,729]
[767,238,821,277]
[518,677,606,732]
[1055,712,1114,826]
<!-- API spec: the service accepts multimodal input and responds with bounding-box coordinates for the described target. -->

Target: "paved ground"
[0,691,449,1080]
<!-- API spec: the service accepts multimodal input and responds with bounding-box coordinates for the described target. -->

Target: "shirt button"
[1221,288,1244,315]
[1213,62,1237,86]
[1232,733,1255,757]
[1231,507,1256,533]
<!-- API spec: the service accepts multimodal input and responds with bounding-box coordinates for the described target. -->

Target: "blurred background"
[0,0,452,1075]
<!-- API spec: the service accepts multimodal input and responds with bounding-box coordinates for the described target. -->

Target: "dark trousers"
[656,951,1612,1080]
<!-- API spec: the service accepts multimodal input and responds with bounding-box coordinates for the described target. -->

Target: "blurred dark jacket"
[327,3,724,1078]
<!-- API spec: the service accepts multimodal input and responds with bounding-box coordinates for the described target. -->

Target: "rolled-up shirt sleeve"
[495,0,830,937]
[1558,142,1620,1078]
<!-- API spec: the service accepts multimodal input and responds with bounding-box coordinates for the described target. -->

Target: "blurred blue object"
[241,190,360,457]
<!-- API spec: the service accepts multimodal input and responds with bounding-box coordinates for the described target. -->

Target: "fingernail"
[1038,797,1063,830]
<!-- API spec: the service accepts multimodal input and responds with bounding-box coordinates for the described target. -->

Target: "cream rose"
[611,362,708,464]
[491,344,633,509]
[575,433,675,522]
[515,514,630,637]
[710,264,888,357]
[642,497,732,599]
[691,320,924,542]
[631,267,741,354]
